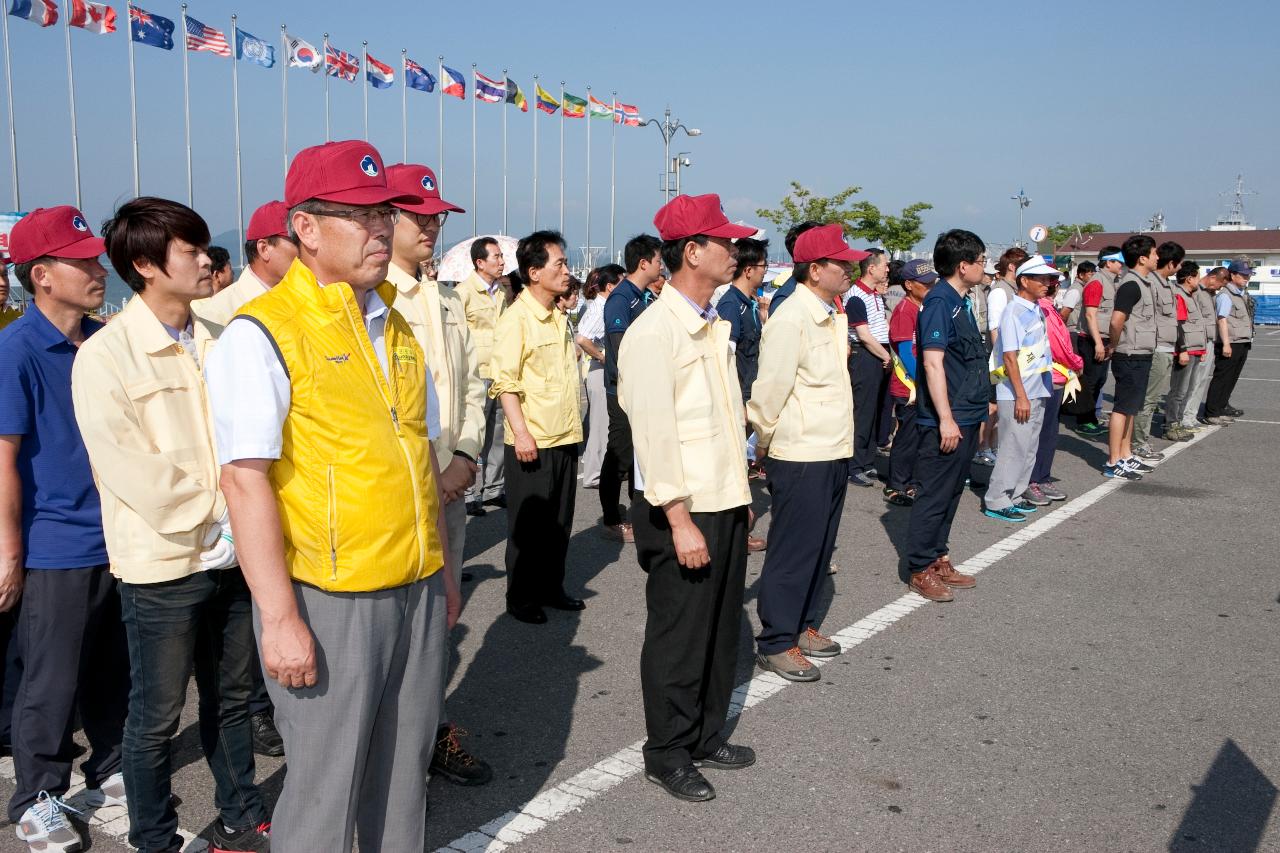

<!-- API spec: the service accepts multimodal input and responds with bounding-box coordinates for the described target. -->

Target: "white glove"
[199,508,238,571]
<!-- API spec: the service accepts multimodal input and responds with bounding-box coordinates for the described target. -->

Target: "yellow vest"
[236,259,443,592]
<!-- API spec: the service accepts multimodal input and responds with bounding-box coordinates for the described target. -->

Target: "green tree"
[1046,221,1105,251]
[755,182,933,254]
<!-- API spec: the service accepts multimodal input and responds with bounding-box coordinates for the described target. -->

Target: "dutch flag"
[9,0,58,27]
[365,53,394,89]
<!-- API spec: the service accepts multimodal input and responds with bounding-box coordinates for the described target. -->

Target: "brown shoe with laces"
[429,724,493,786]
[908,567,954,602]
[756,647,820,682]
[796,627,841,658]
[933,556,976,589]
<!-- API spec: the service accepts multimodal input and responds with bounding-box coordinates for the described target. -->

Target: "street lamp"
[641,108,701,202]
[673,152,692,196]
[1011,188,1031,247]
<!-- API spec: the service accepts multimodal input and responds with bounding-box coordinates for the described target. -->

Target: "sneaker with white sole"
[15,791,83,853]
[1103,463,1141,480]
[1132,443,1165,462]
[1123,457,1155,474]
[1037,481,1067,501]
[83,771,127,809]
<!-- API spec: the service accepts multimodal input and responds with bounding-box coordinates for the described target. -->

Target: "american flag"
[184,14,230,57]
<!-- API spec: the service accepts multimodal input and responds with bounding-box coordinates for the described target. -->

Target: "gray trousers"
[1134,350,1173,444]
[258,573,446,853]
[467,379,506,502]
[1183,349,1215,427]
[580,366,608,488]
[1165,355,1200,427]
[438,498,466,726]
[984,397,1046,511]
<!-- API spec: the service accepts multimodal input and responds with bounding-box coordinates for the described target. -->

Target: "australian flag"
[129,5,174,50]
[404,57,435,93]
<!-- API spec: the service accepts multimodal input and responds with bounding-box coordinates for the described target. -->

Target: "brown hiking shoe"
[756,647,820,682]
[797,627,841,658]
[933,556,976,589]
[908,567,954,602]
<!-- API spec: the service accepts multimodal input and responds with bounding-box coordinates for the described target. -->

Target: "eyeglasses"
[310,206,400,228]
[407,210,448,228]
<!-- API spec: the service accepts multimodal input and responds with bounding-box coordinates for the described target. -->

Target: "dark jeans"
[887,398,922,493]
[1031,386,1064,484]
[849,348,890,473]
[0,608,21,747]
[632,498,748,775]
[505,443,578,609]
[904,423,982,573]
[599,393,634,526]
[8,565,128,821]
[1205,342,1251,416]
[248,646,272,715]
[756,459,847,655]
[1073,335,1110,426]
[119,569,265,853]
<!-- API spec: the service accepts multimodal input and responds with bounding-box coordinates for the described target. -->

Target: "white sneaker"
[15,791,83,852]
[83,771,127,809]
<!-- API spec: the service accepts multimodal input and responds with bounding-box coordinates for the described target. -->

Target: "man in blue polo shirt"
[903,229,988,603]
[599,233,664,542]
[0,206,129,852]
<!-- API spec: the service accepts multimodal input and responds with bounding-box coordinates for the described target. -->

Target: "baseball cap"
[791,223,872,264]
[1226,259,1254,277]
[385,164,466,216]
[245,200,289,242]
[1099,251,1124,264]
[983,258,997,275]
[902,258,939,284]
[285,140,423,208]
[653,194,758,242]
[8,205,106,264]
[1015,257,1065,280]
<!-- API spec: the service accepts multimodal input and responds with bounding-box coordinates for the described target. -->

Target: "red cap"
[791,224,871,264]
[8,206,106,264]
[653,194,757,242]
[386,164,466,216]
[245,200,289,241]
[284,140,423,208]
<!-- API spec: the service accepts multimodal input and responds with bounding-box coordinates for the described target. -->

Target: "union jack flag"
[184,14,230,57]
[325,43,360,81]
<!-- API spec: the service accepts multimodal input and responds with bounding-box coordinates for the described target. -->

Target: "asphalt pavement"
[1,337,1277,853]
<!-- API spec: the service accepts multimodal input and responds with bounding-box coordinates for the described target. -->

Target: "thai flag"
[9,0,58,27]
[474,71,505,103]
[325,43,360,81]
[441,65,465,99]
[69,0,115,34]
[404,58,435,93]
[365,53,394,89]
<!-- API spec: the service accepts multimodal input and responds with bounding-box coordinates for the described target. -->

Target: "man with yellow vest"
[384,162,493,786]
[192,200,297,328]
[206,140,460,852]
[458,236,508,515]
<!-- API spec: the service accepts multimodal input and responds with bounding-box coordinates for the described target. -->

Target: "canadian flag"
[68,0,117,34]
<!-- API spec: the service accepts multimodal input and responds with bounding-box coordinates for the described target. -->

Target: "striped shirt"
[844,281,889,344]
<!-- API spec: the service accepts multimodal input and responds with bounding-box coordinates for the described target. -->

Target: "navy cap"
[901,258,938,284]
[1226,260,1254,278]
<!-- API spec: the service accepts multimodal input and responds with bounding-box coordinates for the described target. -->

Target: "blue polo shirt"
[603,278,652,394]
[915,281,990,428]
[0,304,108,569]
[715,285,762,402]
[768,274,797,314]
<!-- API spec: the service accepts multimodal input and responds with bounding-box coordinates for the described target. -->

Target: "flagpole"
[231,15,244,270]
[586,86,592,270]
[437,55,445,250]
[127,3,140,196]
[61,4,82,208]
[532,75,539,230]
[610,92,617,263]
[0,6,17,209]
[558,81,564,235]
[280,25,288,188]
[400,50,407,162]
[361,42,369,141]
[470,63,477,237]
[322,33,330,142]
[501,68,507,236]
[180,5,192,205]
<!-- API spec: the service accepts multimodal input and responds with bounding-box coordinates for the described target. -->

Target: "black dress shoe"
[693,743,756,771]
[644,764,715,802]
[483,494,508,509]
[1225,406,1244,417]
[542,594,586,611]
[250,710,285,757]
[465,501,486,517]
[506,603,548,624]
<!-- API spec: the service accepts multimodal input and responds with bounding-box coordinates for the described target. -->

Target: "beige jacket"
[456,270,506,379]
[191,267,270,327]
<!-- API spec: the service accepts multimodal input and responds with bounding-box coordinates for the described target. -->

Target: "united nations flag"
[234,27,276,68]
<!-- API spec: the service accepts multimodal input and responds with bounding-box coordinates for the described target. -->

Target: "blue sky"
[2,0,1278,272]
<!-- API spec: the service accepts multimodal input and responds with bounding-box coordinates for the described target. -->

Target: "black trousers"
[1073,335,1110,425]
[904,423,982,573]
[9,565,129,820]
[504,443,578,609]
[632,498,748,775]
[756,459,847,655]
[247,645,271,715]
[887,397,922,493]
[0,608,20,747]
[599,394,634,527]
[849,348,890,473]
[1205,342,1251,416]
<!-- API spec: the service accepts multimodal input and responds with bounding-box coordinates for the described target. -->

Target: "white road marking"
[1233,419,1280,425]
[1246,358,1280,361]
[1240,377,1280,381]
[434,430,1219,852]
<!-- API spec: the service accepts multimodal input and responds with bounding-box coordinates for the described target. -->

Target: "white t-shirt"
[204,288,440,465]
[1058,286,1081,312]
[986,286,1009,334]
